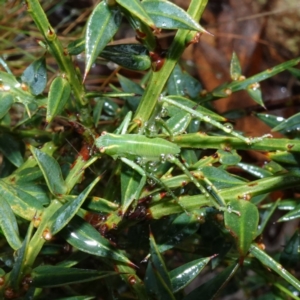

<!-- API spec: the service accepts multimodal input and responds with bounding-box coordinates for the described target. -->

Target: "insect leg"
[114,111,133,134]
[144,170,188,214]
[167,155,240,215]
[121,158,188,214]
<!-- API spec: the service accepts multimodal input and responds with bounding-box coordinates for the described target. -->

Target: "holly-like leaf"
[0,179,43,221]
[272,111,300,133]
[170,256,212,293]
[201,166,244,189]
[21,56,47,95]
[217,149,241,166]
[225,199,259,256]
[61,216,134,266]
[100,44,151,71]
[116,0,155,29]
[145,232,175,299]
[85,2,122,78]
[46,77,71,123]
[50,176,101,235]
[142,0,207,31]
[30,146,67,196]
[0,197,22,250]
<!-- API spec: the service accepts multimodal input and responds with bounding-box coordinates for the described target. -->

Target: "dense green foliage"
[0,0,299,299]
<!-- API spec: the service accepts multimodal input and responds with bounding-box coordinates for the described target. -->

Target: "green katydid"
[95,111,239,215]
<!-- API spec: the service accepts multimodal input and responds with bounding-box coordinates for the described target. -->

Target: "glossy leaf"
[146,232,175,299]
[100,44,151,71]
[64,154,98,195]
[277,203,300,222]
[85,2,122,77]
[142,0,206,31]
[121,163,145,214]
[255,113,284,130]
[237,162,273,178]
[164,112,192,136]
[9,167,43,184]
[102,97,119,116]
[170,256,212,293]
[30,146,67,196]
[167,64,202,98]
[167,64,188,96]
[15,183,50,206]
[21,56,47,95]
[0,93,13,119]
[181,71,202,99]
[250,244,300,291]
[46,76,71,123]
[116,0,155,29]
[230,52,242,81]
[0,197,22,250]
[61,216,133,265]
[0,133,23,167]
[225,199,259,256]
[7,222,33,289]
[201,166,244,189]
[246,84,265,107]
[0,179,43,220]
[32,265,117,287]
[272,111,300,132]
[10,142,57,178]
[149,233,171,286]
[50,176,101,235]
[183,263,239,300]
[93,97,104,126]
